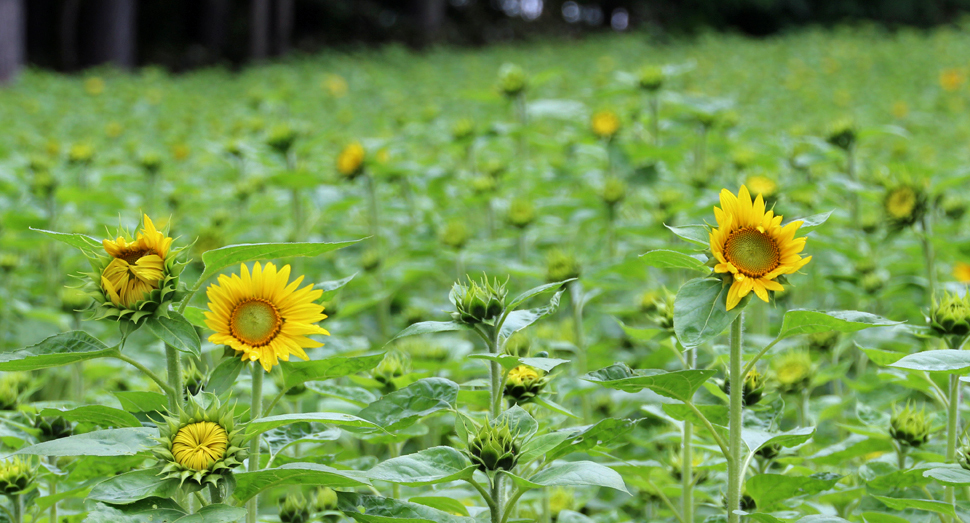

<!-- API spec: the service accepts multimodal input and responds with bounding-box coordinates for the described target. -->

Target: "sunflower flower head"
[772,350,813,395]
[451,275,507,325]
[498,63,527,98]
[504,364,548,405]
[204,262,329,373]
[883,184,926,230]
[890,402,932,448]
[710,185,812,311]
[337,142,365,180]
[0,457,35,496]
[638,66,664,92]
[591,110,621,140]
[955,262,970,283]
[929,290,970,339]
[468,418,519,472]
[152,393,247,488]
[83,215,187,324]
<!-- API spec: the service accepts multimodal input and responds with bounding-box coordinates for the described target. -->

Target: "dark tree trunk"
[250,0,270,60]
[275,0,293,55]
[415,0,446,46]
[201,0,230,58]
[90,0,136,68]
[0,0,25,84]
[60,0,81,70]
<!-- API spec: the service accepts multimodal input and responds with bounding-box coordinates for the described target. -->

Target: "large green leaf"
[337,492,475,523]
[358,378,459,430]
[172,505,249,523]
[14,427,157,456]
[508,461,629,493]
[922,467,970,486]
[280,353,385,390]
[741,427,815,455]
[364,447,475,486]
[665,224,709,246]
[746,473,841,508]
[506,279,575,310]
[663,404,729,427]
[247,413,379,436]
[39,405,141,429]
[871,495,956,516]
[197,240,362,284]
[500,289,565,338]
[31,227,102,254]
[207,357,246,396]
[0,331,117,371]
[387,321,467,344]
[808,435,893,466]
[145,312,201,358]
[788,210,833,233]
[88,469,179,504]
[469,354,570,373]
[84,498,185,523]
[776,310,901,341]
[545,418,637,461]
[233,463,370,503]
[582,363,715,402]
[114,391,168,413]
[640,249,709,272]
[890,350,970,373]
[673,278,742,348]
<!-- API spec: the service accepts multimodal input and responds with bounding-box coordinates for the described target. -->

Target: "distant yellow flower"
[891,101,909,119]
[591,110,620,139]
[172,143,190,161]
[955,262,970,283]
[710,185,812,310]
[323,74,348,97]
[337,142,365,178]
[84,77,105,96]
[101,215,173,308]
[941,69,965,92]
[745,175,777,199]
[205,262,329,372]
[172,421,228,471]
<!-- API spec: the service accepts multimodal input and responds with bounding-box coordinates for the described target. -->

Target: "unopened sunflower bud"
[440,221,470,250]
[720,369,766,406]
[452,119,475,142]
[372,350,411,392]
[546,250,580,283]
[507,199,536,229]
[600,177,626,206]
[468,420,519,472]
[0,457,35,496]
[756,444,781,460]
[826,118,856,151]
[183,361,206,397]
[313,486,339,512]
[670,452,709,484]
[361,249,382,273]
[34,416,74,442]
[138,151,163,175]
[68,143,95,165]
[548,487,576,516]
[504,332,531,357]
[451,275,507,325]
[883,184,926,230]
[279,493,311,523]
[808,331,840,352]
[471,175,496,195]
[0,384,17,412]
[267,124,299,156]
[930,291,970,338]
[337,142,365,180]
[60,286,90,315]
[498,64,527,98]
[943,196,967,221]
[773,351,813,395]
[890,402,932,448]
[638,66,664,92]
[958,444,970,471]
[646,289,675,331]
[504,365,548,405]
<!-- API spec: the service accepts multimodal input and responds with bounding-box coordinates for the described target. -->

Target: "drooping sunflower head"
[883,184,926,229]
[337,142,365,179]
[84,215,187,324]
[940,68,965,92]
[153,393,247,487]
[710,185,812,311]
[205,262,329,373]
[591,110,620,140]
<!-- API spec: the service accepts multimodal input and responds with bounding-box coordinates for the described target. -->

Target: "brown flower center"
[230,299,282,347]
[724,227,780,277]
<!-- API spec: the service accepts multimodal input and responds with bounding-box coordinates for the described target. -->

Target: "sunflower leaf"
[246,413,379,436]
[145,312,201,358]
[207,356,246,396]
[39,405,142,429]
[582,364,715,402]
[0,331,118,371]
[358,378,459,431]
[363,446,476,486]
[890,350,970,373]
[673,277,743,348]
[640,249,710,272]
[279,353,386,390]
[336,492,475,523]
[233,463,370,503]
[31,227,103,255]
[665,224,710,246]
[13,427,158,456]
[88,469,180,504]
[386,321,467,344]
[171,504,249,523]
[776,310,903,342]
[196,239,364,285]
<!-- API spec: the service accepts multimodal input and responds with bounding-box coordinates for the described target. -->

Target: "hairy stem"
[247,367,264,523]
[164,344,183,411]
[946,372,959,512]
[682,345,696,523]
[727,314,744,523]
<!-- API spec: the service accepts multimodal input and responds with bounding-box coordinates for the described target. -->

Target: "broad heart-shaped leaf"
[582,363,715,402]
[545,418,638,462]
[387,321,467,344]
[500,289,565,338]
[246,413,378,436]
[364,446,475,486]
[787,210,833,234]
[172,504,249,523]
[31,227,102,255]
[673,278,742,349]
[265,424,341,463]
[280,353,385,390]
[495,405,539,440]
[407,497,469,517]
[88,469,179,504]
[196,239,362,285]
[872,495,956,517]
[358,378,459,431]
[114,391,168,413]
[507,461,629,494]
[233,463,370,502]
[182,306,208,329]
[39,405,141,428]
[742,426,815,455]
[665,224,709,246]
[640,249,709,272]
[145,312,201,358]
[663,404,728,427]
[337,492,475,523]
[923,467,970,486]
[746,473,841,508]
[796,516,851,523]
[505,279,575,311]
[14,427,157,456]
[891,350,970,373]
[809,435,894,466]
[84,498,185,523]
[776,310,901,341]
[0,331,117,371]
[207,356,246,396]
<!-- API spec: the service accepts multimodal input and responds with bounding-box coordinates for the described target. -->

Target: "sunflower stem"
[10,494,21,523]
[682,343,696,523]
[490,472,505,523]
[727,313,744,523]
[247,366,264,523]
[650,95,660,145]
[569,281,592,424]
[48,476,57,523]
[946,371,959,512]
[364,173,390,340]
[209,482,223,505]
[389,442,402,499]
[116,352,177,400]
[920,212,937,307]
[164,343,183,411]
[488,325,503,419]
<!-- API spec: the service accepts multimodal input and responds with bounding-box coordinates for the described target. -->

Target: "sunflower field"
[2,25,970,523]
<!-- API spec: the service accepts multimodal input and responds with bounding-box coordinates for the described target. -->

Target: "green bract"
[929,291,970,338]
[468,419,519,472]
[451,275,507,325]
[0,457,35,496]
[890,402,932,448]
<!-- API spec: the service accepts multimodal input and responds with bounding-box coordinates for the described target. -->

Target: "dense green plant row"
[0,27,970,523]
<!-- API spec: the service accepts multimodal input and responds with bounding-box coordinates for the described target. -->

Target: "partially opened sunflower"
[204,262,329,372]
[710,185,812,310]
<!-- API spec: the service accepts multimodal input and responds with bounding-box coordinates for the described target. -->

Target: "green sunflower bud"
[601,177,626,207]
[471,175,497,195]
[0,383,18,411]
[30,168,57,200]
[943,196,967,221]
[33,416,74,442]
[646,289,675,331]
[670,452,709,484]
[440,221,470,251]
[468,419,519,472]
[372,350,412,392]
[267,124,299,156]
[545,250,581,283]
[883,184,927,230]
[183,360,207,397]
[279,493,311,523]
[361,249,382,273]
[313,486,339,512]
[507,199,536,229]
[548,487,576,517]
[720,369,766,406]
[68,143,95,165]
[138,151,163,175]
[504,332,531,358]
[890,402,932,448]
[452,118,475,142]
[638,66,664,92]
[498,63,527,98]
[504,365,548,406]
[929,291,970,338]
[826,118,856,151]
[756,444,781,461]
[451,275,507,325]
[773,351,813,395]
[958,443,970,471]
[808,331,841,352]
[0,457,35,496]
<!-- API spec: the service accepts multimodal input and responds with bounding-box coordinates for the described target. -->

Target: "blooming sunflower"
[710,185,812,311]
[337,142,365,179]
[204,262,329,372]
[591,110,620,139]
[955,262,970,283]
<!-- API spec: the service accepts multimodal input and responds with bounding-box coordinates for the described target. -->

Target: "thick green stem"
[682,345,696,523]
[518,232,528,263]
[114,353,175,397]
[488,326,502,418]
[164,344,183,411]
[490,473,504,523]
[209,482,223,504]
[48,476,57,523]
[946,373,959,510]
[650,95,660,145]
[247,367,264,523]
[727,314,744,523]
[569,281,591,423]
[921,213,937,306]
[11,494,21,523]
[389,442,402,499]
